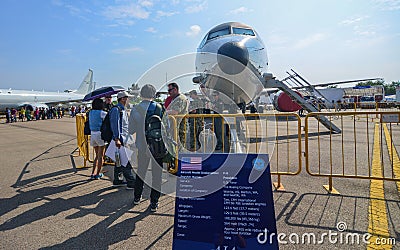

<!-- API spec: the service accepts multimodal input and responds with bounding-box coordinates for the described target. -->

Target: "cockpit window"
[199,34,208,48]
[232,27,255,36]
[207,28,230,40]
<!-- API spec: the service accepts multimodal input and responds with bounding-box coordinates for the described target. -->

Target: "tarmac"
[0,114,399,249]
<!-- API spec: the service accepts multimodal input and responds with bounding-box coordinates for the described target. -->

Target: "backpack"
[136,102,167,159]
[101,106,122,143]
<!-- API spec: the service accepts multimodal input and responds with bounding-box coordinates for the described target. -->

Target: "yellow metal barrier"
[168,113,302,190]
[305,111,400,194]
[329,102,400,112]
[165,115,179,175]
[74,114,93,168]
[315,102,400,113]
[376,101,400,112]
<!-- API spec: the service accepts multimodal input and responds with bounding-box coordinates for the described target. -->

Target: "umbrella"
[83,86,126,101]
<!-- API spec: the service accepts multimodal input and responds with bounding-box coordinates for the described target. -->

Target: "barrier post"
[166,116,179,174]
[74,114,91,169]
[273,174,285,191]
[323,176,339,194]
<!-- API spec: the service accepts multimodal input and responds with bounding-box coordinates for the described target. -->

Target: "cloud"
[185,1,207,13]
[228,6,253,15]
[139,0,153,7]
[156,10,179,18]
[340,16,368,25]
[108,19,136,26]
[293,33,327,49]
[340,16,379,37]
[267,33,289,47]
[186,25,201,37]
[145,27,157,33]
[354,25,376,36]
[344,36,386,48]
[57,49,72,55]
[101,33,134,39]
[51,0,91,20]
[112,46,143,54]
[51,0,63,7]
[374,0,400,10]
[103,4,150,20]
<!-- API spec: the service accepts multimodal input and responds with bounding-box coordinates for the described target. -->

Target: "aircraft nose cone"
[217,41,249,75]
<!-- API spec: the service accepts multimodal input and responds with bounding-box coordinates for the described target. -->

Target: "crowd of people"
[85,82,228,212]
[4,105,90,123]
[5,107,64,123]
[3,83,226,212]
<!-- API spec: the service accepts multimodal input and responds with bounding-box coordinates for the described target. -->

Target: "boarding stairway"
[263,70,341,133]
[282,69,333,111]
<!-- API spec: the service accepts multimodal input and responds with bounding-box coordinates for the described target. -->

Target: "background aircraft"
[0,69,95,112]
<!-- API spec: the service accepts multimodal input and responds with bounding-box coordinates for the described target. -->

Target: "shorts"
[90,131,105,147]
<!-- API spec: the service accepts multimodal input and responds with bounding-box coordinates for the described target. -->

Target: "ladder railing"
[263,75,341,134]
[284,69,332,111]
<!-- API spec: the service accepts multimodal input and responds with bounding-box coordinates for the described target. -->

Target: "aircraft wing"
[44,97,88,106]
[261,77,383,93]
[290,78,383,90]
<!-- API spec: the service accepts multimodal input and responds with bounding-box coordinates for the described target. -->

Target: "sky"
[0,0,399,94]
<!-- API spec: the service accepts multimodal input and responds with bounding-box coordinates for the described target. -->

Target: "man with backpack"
[128,84,166,212]
[109,91,135,189]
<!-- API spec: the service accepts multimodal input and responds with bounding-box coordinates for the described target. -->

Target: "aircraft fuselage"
[0,90,85,110]
[194,22,268,105]
[0,69,94,111]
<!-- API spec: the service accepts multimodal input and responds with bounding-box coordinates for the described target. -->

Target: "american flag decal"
[181,157,202,171]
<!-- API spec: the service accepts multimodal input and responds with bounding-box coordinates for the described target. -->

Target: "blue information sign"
[173,153,278,249]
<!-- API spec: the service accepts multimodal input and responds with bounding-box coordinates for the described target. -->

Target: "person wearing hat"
[128,84,164,212]
[188,90,204,151]
[109,91,135,188]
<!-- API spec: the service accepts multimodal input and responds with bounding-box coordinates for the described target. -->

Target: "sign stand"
[173,153,278,249]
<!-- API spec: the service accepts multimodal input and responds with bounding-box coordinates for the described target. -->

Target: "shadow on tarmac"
[0,137,175,249]
[12,138,77,188]
[284,192,400,240]
[0,178,159,249]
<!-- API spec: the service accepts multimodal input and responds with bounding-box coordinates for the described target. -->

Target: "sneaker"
[95,173,104,180]
[133,198,140,205]
[112,181,125,187]
[150,202,158,212]
[89,175,95,180]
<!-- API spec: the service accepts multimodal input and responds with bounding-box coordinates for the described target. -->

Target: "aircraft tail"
[74,69,94,95]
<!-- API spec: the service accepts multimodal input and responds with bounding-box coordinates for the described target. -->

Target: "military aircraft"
[193,22,267,108]
[192,22,380,112]
[0,69,95,112]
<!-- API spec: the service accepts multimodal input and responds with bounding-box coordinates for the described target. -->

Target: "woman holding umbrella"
[89,98,107,180]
